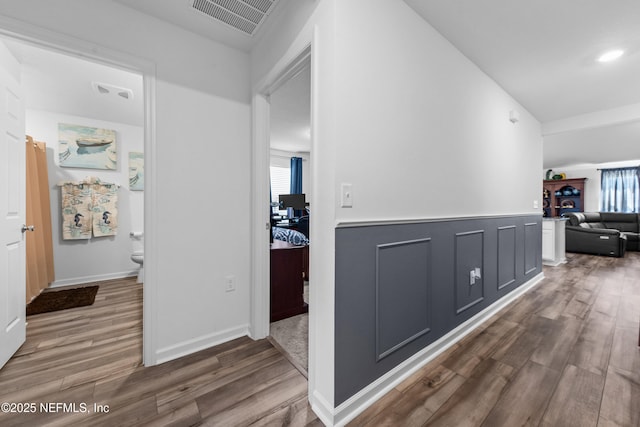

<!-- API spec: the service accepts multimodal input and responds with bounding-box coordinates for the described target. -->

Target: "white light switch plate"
[341,183,353,208]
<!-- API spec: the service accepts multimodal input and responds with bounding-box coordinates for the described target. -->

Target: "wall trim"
[155,324,249,365]
[336,212,543,229]
[50,271,138,288]
[330,272,544,427]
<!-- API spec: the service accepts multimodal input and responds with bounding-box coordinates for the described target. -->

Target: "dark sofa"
[564,212,640,257]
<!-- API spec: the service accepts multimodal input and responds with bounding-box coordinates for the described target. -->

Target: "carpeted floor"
[269,283,309,373]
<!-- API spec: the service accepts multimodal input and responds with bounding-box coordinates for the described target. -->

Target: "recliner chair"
[564,212,628,257]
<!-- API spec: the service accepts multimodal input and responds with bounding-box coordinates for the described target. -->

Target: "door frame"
[250,45,312,341]
[0,16,159,366]
[250,41,315,384]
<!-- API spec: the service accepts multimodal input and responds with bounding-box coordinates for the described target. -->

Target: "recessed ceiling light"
[597,49,624,63]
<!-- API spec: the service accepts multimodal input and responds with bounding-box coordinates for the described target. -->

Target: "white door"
[0,41,25,370]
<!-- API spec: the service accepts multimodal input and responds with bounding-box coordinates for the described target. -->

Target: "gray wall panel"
[376,238,432,361]
[334,214,542,405]
[524,222,539,275]
[497,225,516,289]
[454,230,484,314]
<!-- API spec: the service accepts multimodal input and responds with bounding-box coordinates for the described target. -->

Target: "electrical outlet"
[469,267,482,285]
[224,275,236,292]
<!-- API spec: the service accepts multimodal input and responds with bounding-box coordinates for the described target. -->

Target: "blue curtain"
[600,167,640,212]
[290,157,303,217]
[290,157,303,194]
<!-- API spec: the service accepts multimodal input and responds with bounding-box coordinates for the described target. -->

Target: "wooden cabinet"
[270,240,308,322]
[543,178,586,218]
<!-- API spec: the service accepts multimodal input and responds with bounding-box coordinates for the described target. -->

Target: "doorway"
[250,45,313,376]
[8,40,145,289]
[0,26,156,366]
[267,59,311,374]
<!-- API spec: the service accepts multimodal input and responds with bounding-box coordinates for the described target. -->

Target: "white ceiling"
[113,0,286,52]
[5,39,144,127]
[404,0,640,169]
[113,0,312,154]
[269,65,311,153]
[133,0,638,168]
[7,1,637,167]
[544,120,640,167]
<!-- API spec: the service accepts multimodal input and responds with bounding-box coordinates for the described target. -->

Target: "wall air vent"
[191,0,279,36]
[92,82,134,101]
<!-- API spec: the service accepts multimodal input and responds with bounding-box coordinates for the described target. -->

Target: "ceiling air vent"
[191,0,279,36]
[92,82,134,101]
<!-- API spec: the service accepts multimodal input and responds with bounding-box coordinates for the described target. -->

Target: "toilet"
[130,231,144,283]
[131,251,144,283]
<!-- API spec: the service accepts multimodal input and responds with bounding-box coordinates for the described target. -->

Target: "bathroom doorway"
[9,40,146,289]
[0,32,152,363]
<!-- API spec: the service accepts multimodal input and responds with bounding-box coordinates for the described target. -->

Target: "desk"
[270,240,308,322]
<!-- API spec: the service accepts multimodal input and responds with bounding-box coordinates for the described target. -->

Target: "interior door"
[0,41,26,370]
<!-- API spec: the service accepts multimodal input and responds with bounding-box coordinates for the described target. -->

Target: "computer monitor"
[279,193,306,210]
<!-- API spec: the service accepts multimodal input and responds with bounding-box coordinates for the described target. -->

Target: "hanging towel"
[60,183,92,240]
[91,182,118,237]
[59,177,119,239]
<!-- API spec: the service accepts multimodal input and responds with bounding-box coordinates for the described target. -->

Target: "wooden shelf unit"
[543,178,586,218]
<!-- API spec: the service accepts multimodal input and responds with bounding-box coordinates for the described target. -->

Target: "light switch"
[533,200,539,209]
[341,183,353,208]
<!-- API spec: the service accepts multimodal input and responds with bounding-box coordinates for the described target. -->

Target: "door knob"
[21,225,35,233]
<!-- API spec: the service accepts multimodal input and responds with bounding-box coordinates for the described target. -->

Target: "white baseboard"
[323,272,544,427]
[542,258,567,267]
[50,270,139,288]
[310,389,336,427]
[155,324,250,365]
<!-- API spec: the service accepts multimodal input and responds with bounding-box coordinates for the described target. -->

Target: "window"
[600,167,640,213]
[270,166,290,214]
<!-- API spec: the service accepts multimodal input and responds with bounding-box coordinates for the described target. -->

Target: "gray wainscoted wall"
[334,214,542,405]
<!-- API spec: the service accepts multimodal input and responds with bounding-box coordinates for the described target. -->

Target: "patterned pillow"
[272,227,309,246]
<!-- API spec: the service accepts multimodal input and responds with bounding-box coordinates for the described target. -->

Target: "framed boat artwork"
[128,151,144,191]
[58,123,117,170]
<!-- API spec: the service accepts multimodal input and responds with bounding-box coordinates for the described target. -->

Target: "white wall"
[252,0,543,422]
[252,0,338,417]
[3,0,545,421]
[26,109,144,286]
[0,0,252,363]
[333,0,542,223]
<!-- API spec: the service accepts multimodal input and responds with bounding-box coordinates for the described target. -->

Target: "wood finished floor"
[0,278,321,427]
[1,252,639,427]
[351,252,640,427]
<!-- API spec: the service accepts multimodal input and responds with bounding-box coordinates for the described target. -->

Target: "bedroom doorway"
[267,55,312,376]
